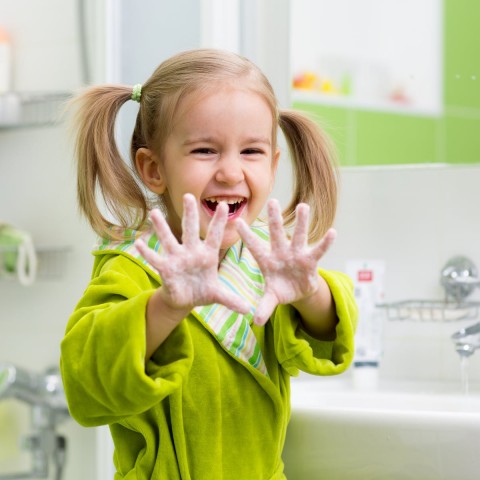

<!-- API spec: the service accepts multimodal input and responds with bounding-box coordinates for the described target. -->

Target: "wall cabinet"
[290,0,480,166]
[290,0,442,116]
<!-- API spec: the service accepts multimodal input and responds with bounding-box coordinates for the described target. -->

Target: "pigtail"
[278,109,338,243]
[71,85,148,239]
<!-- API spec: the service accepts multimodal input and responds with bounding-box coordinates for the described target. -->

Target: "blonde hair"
[72,48,338,242]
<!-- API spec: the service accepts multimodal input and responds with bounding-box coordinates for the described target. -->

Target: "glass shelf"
[0,91,72,129]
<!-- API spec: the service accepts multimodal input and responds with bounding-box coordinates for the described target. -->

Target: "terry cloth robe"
[60,221,357,480]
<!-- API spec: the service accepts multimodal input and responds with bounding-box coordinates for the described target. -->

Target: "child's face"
[157,85,279,252]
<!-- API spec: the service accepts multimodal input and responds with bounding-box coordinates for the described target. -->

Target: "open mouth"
[202,196,247,217]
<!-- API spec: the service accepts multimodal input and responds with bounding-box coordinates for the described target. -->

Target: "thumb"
[253,291,279,326]
[214,287,251,315]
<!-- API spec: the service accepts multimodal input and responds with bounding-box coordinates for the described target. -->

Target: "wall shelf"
[0,92,72,129]
[292,89,443,118]
[378,299,480,322]
[290,0,443,119]
[0,246,72,280]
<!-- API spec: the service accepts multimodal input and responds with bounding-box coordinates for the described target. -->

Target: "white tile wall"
[321,165,480,386]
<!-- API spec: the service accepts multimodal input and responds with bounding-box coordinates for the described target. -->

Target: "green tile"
[445,115,480,164]
[444,0,480,108]
[354,111,438,166]
[292,102,351,165]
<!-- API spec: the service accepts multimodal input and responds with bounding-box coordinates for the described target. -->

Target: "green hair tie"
[131,84,142,102]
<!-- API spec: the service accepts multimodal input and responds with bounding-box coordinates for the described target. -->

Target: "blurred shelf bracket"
[0,245,72,281]
[0,91,72,129]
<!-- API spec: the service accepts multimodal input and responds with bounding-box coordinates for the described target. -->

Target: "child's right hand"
[134,193,250,315]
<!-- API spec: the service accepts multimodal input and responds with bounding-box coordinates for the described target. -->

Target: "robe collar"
[93,220,270,376]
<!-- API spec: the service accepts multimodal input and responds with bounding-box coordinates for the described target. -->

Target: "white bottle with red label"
[346,259,386,388]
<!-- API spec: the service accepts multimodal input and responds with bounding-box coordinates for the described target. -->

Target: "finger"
[290,203,310,251]
[253,291,279,326]
[205,202,228,250]
[150,209,180,254]
[134,237,166,270]
[267,199,288,251]
[213,287,251,315]
[310,228,337,261]
[235,218,268,262]
[181,193,199,246]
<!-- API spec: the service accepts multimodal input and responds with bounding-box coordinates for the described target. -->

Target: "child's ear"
[269,149,280,193]
[135,148,166,194]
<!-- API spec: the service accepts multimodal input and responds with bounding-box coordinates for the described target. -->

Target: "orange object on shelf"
[0,26,12,93]
[293,71,321,90]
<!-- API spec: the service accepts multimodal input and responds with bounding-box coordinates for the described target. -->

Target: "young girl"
[60,48,357,480]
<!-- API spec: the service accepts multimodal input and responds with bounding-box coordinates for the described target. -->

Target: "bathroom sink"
[283,377,480,480]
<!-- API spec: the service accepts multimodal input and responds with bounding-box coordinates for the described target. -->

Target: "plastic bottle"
[0,26,12,94]
[346,259,386,389]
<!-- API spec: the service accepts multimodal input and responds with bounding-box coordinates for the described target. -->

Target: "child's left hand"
[235,199,336,326]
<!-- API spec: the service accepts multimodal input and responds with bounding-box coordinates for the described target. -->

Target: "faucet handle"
[452,321,480,338]
[441,256,479,302]
[451,321,480,357]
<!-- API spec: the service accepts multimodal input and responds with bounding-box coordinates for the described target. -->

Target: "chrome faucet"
[452,322,480,357]
[0,363,70,480]
[0,363,68,412]
[440,256,480,302]
[440,257,480,358]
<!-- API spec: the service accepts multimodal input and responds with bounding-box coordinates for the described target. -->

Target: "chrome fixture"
[452,322,480,358]
[379,256,480,322]
[0,364,67,411]
[0,363,70,480]
[441,256,480,302]
[442,256,480,358]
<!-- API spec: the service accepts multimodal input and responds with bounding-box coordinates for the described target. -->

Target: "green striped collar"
[94,219,270,376]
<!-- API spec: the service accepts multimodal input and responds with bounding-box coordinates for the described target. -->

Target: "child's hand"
[135,193,250,315]
[235,199,336,326]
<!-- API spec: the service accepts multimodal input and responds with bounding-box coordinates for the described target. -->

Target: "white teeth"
[204,196,245,204]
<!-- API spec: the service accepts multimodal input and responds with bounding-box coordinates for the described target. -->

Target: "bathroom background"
[0,0,479,478]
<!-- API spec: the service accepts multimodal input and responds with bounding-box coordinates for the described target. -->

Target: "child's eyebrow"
[182,137,215,146]
[183,136,271,146]
[244,136,271,145]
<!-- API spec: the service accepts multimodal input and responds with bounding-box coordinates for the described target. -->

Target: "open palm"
[135,194,250,314]
[236,199,336,326]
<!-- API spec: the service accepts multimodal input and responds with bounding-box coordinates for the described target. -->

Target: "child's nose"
[215,155,245,184]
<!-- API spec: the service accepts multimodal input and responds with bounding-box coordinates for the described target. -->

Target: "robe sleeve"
[271,269,358,376]
[60,254,193,427]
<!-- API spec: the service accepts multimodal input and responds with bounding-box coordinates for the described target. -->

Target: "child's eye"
[192,148,215,155]
[242,148,263,155]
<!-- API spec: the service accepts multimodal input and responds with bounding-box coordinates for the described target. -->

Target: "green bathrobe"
[60,223,357,479]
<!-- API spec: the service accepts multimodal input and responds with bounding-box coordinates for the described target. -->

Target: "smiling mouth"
[202,196,247,217]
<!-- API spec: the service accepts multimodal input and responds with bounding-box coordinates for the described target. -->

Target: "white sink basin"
[283,377,480,480]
